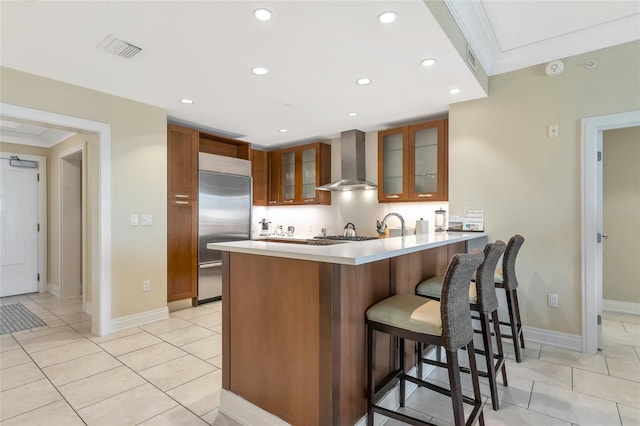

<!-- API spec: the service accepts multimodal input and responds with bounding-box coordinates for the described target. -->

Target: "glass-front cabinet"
[378,118,448,202]
[278,142,331,205]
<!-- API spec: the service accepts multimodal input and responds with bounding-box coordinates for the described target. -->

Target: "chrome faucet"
[376,212,406,237]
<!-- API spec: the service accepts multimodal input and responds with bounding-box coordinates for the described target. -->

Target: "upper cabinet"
[167,125,199,200]
[251,149,268,206]
[378,118,448,202]
[273,142,331,205]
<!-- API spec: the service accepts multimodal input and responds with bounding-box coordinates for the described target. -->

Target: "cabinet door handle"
[174,201,189,205]
[268,201,278,204]
[417,194,433,198]
[283,200,294,203]
[175,194,189,198]
[386,195,400,199]
[303,199,315,203]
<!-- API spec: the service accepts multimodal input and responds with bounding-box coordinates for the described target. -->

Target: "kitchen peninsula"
[210,232,487,426]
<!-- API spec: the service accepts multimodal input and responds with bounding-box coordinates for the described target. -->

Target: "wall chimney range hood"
[316,129,377,191]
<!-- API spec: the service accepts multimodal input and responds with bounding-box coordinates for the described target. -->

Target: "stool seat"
[366,294,441,335]
[416,276,477,304]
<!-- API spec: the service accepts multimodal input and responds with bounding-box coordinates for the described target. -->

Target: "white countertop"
[208,232,487,266]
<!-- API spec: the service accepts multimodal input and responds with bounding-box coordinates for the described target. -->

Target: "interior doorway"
[1,102,111,336]
[582,110,640,354]
[59,146,87,310]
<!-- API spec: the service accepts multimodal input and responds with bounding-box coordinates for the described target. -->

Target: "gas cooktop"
[313,235,378,241]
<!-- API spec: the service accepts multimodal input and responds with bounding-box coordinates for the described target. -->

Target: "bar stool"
[365,252,485,426]
[415,242,507,411]
[494,235,526,362]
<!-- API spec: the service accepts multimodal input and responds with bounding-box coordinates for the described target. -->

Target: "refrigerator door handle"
[200,261,223,269]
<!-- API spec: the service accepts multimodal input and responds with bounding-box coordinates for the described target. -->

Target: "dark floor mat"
[0,303,47,335]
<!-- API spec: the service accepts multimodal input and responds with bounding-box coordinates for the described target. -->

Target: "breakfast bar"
[210,232,487,426]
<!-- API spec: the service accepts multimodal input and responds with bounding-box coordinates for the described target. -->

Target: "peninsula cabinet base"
[221,240,469,426]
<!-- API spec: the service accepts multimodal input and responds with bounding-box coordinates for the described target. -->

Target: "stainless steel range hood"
[316,129,377,191]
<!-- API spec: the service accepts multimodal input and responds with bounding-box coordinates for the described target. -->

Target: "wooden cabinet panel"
[378,118,448,203]
[267,150,281,205]
[167,125,198,199]
[167,199,197,301]
[251,149,268,206]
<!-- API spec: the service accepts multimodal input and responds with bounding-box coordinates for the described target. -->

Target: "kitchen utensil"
[344,222,357,237]
[274,225,284,236]
[287,226,295,237]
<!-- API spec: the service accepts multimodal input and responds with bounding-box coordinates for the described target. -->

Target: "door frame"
[59,144,87,312]
[0,152,47,294]
[1,102,112,337]
[581,110,640,354]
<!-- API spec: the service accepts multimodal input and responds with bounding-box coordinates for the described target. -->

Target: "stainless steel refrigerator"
[198,153,252,303]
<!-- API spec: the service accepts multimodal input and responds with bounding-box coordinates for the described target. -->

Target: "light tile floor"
[1,293,639,425]
[0,292,239,426]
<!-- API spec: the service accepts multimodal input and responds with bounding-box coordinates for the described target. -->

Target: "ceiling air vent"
[97,34,142,59]
[466,44,477,72]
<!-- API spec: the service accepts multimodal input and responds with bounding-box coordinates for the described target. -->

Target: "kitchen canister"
[435,208,447,232]
[415,218,429,235]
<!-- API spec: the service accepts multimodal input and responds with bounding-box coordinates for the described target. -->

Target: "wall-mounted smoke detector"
[97,34,142,59]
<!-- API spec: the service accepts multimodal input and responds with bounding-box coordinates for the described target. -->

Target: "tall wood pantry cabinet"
[378,118,448,202]
[167,125,198,302]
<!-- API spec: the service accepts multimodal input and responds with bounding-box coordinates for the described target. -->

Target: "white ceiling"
[1,1,638,149]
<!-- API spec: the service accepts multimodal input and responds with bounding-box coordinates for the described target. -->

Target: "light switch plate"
[130,214,138,226]
[141,214,152,226]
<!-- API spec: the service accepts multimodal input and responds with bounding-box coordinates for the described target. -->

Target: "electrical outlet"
[547,293,558,307]
[141,214,153,226]
[143,280,150,292]
[130,214,138,226]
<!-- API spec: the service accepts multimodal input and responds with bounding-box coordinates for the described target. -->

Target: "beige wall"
[449,40,640,335]
[1,66,168,319]
[0,142,50,159]
[603,126,640,304]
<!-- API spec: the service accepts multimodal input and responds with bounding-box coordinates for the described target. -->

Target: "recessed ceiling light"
[279,129,288,133]
[252,67,269,75]
[347,112,359,117]
[180,98,194,104]
[378,11,397,23]
[253,8,272,21]
[356,78,371,85]
[448,87,462,95]
[421,58,437,67]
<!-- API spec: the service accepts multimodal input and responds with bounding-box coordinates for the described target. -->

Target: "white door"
[0,158,39,297]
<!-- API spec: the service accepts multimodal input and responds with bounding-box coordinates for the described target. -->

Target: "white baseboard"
[220,389,291,426]
[109,307,169,333]
[47,283,60,297]
[522,325,582,352]
[603,299,640,315]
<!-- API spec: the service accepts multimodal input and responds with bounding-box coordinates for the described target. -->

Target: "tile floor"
[1,293,639,426]
[0,292,239,426]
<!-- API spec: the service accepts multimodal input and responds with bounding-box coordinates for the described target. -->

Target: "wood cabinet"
[267,150,281,205]
[167,124,198,302]
[251,149,268,206]
[167,199,198,301]
[168,125,198,200]
[278,142,331,205]
[378,118,448,202]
